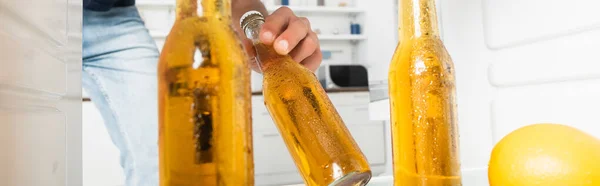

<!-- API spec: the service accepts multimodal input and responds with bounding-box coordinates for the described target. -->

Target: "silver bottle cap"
[240,10,264,28]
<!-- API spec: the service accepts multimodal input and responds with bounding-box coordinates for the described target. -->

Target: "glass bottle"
[157,0,253,185]
[240,11,371,186]
[388,0,462,185]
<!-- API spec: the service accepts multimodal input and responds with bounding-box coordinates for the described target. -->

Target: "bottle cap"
[240,10,264,28]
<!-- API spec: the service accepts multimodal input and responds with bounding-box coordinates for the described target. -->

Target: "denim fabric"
[82,6,159,186]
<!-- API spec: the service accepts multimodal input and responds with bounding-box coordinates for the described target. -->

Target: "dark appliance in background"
[318,65,369,89]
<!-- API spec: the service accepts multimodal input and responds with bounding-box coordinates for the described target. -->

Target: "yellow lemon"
[488,123,600,186]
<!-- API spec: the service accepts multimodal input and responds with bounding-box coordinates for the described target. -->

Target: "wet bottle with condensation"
[240,10,372,186]
[157,0,253,185]
[388,0,462,185]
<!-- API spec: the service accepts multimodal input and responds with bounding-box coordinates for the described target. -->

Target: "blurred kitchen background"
[82,0,600,186]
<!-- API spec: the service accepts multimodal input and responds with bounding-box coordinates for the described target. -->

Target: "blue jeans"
[82,6,159,186]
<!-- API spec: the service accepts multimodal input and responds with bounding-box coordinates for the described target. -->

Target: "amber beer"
[157,0,253,185]
[240,11,371,186]
[388,0,462,185]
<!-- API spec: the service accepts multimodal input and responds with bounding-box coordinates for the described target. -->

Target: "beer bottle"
[240,11,371,186]
[388,0,462,185]
[157,0,253,185]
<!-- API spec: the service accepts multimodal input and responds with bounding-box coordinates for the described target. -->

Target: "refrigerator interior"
[80,0,600,186]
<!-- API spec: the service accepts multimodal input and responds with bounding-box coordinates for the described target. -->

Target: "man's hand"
[232,1,322,72]
[256,7,322,72]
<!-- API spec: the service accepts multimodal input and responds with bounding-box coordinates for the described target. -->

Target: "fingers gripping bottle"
[157,0,253,185]
[240,10,372,186]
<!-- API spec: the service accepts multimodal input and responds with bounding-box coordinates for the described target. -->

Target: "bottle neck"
[242,14,265,44]
[202,0,231,18]
[242,12,293,72]
[176,0,198,20]
[399,0,440,39]
[176,0,230,20]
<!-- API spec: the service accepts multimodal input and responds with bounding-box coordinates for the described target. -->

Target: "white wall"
[356,0,397,86]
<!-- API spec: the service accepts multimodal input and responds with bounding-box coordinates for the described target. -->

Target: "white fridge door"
[0,0,82,185]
